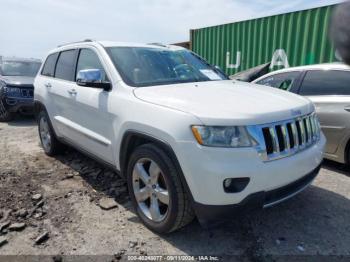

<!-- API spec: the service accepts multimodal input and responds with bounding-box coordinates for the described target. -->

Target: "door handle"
[44,83,52,88]
[68,89,77,95]
[344,106,350,112]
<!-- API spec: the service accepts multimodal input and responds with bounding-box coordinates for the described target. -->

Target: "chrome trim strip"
[269,127,280,153]
[305,117,312,143]
[281,124,290,151]
[291,122,299,148]
[299,119,306,146]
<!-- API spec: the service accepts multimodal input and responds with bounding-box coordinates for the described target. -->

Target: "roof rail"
[57,39,95,47]
[147,42,168,47]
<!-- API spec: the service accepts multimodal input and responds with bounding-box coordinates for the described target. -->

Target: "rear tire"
[38,110,64,156]
[127,143,194,233]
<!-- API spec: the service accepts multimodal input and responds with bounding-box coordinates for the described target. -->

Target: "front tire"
[127,144,194,233]
[38,110,64,156]
[0,100,14,122]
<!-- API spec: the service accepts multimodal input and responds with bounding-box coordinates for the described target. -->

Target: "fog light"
[224,179,232,188]
[223,178,250,193]
[6,99,17,106]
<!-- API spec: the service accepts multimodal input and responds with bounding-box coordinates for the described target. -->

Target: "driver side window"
[76,49,109,82]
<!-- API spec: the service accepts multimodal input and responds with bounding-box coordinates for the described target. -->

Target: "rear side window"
[256,72,300,91]
[76,49,108,82]
[41,53,59,77]
[299,70,350,96]
[55,50,77,81]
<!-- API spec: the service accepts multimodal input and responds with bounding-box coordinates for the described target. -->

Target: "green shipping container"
[190,4,339,75]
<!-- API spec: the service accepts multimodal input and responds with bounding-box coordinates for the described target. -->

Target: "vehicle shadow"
[162,185,350,257]
[7,114,36,127]
[53,147,350,257]
[322,159,349,177]
[54,147,131,206]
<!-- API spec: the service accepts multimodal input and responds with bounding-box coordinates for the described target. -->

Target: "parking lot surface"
[0,117,349,260]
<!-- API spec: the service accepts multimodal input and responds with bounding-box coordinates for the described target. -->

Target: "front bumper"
[1,96,34,113]
[173,133,325,206]
[193,164,321,225]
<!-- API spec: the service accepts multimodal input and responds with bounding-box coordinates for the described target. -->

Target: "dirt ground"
[0,116,349,261]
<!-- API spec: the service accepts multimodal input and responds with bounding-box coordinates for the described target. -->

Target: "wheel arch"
[33,100,46,117]
[119,130,195,202]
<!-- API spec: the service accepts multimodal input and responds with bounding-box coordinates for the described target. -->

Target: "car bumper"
[193,163,321,225]
[2,96,34,113]
[173,133,326,206]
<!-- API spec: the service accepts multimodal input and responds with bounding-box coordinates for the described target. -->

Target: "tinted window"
[55,50,77,81]
[76,49,108,81]
[41,53,59,77]
[299,70,350,96]
[256,72,300,91]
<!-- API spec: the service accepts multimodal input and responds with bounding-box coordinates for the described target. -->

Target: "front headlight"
[191,126,257,147]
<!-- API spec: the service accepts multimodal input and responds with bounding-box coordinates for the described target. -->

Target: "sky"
[0,0,345,59]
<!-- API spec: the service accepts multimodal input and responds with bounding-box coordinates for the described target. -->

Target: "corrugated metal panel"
[191,5,337,75]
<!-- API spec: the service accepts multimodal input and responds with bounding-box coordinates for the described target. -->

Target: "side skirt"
[58,136,121,177]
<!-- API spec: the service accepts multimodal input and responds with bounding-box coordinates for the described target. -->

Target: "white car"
[34,40,325,233]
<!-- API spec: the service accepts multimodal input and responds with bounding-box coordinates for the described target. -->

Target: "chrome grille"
[249,113,321,162]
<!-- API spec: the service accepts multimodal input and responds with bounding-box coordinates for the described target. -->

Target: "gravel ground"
[0,116,349,261]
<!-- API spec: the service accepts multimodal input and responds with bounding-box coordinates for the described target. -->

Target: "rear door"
[48,49,79,139]
[38,52,59,119]
[298,70,350,154]
[254,71,302,93]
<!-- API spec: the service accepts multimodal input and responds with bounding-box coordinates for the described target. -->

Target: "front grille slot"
[262,127,274,154]
[295,121,303,146]
[258,113,320,161]
[303,118,309,143]
[275,125,285,152]
[286,123,294,148]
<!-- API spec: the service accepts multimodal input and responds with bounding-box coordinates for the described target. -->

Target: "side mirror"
[76,69,111,91]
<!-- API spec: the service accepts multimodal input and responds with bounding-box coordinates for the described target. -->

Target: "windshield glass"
[106,47,228,87]
[0,61,41,77]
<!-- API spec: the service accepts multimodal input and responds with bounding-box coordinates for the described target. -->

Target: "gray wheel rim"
[132,158,169,222]
[39,116,51,152]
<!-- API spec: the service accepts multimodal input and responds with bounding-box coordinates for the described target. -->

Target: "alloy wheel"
[132,158,170,222]
[39,116,52,152]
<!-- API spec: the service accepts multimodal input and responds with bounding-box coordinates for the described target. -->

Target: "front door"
[65,48,115,164]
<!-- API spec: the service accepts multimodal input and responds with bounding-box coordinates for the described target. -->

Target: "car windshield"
[106,47,228,87]
[0,61,41,77]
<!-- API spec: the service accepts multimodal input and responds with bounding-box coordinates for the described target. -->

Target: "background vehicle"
[0,56,41,121]
[34,40,325,233]
[254,63,350,165]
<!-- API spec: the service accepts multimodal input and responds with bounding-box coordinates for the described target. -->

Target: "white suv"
[34,40,325,233]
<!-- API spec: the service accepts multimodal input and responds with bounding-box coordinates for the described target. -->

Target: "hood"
[133,80,314,126]
[0,76,35,87]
